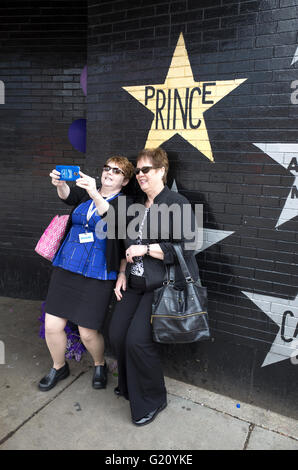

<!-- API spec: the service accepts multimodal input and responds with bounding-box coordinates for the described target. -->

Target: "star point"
[170,180,234,254]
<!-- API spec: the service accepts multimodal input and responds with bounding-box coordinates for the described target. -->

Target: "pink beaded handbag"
[35,215,69,261]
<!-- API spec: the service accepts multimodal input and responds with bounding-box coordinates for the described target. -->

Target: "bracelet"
[146,244,150,256]
[118,271,126,276]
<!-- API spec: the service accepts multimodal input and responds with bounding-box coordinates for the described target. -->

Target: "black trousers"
[109,275,167,421]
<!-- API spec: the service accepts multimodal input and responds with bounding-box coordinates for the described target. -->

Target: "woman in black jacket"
[109,147,199,426]
[38,156,134,392]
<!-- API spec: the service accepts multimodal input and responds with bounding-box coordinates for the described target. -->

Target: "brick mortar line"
[0,368,89,447]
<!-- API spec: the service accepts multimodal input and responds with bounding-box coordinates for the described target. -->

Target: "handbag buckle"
[163,279,174,285]
[186,276,194,283]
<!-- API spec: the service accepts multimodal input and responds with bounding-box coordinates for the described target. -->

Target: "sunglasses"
[102,165,125,175]
[134,166,161,176]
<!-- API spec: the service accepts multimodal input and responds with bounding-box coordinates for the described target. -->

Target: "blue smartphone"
[56,165,80,181]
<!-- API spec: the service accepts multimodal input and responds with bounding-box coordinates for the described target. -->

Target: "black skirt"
[44,267,115,330]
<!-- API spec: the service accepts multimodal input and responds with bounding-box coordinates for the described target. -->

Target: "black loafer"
[132,401,167,426]
[92,362,107,389]
[114,386,129,400]
[38,362,70,392]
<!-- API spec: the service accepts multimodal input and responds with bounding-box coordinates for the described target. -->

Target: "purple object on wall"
[80,65,87,96]
[68,118,86,153]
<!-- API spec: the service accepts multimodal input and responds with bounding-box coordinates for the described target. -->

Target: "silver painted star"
[291,46,298,65]
[254,143,298,227]
[171,180,234,253]
[242,291,298,367]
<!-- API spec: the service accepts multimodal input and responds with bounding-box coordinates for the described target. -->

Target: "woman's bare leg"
[78,326,105,366]
[45,313,68,370]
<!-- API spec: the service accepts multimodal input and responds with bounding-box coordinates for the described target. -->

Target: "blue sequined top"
[52,194,120,280]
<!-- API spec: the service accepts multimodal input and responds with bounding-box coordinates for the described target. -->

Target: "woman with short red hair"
[39,156,134,392]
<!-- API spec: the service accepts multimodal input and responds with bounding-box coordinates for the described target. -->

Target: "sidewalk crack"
[243,423,255,450]
[0,369,87,447]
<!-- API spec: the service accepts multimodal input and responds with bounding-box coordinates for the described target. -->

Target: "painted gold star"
[123,33,247,162]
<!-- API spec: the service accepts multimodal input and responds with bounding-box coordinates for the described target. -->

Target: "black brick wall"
[87,0,298,417]
[0,1,87,297]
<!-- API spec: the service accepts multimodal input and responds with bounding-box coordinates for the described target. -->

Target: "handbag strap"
[167,263,175,284]
[173,244,193,281]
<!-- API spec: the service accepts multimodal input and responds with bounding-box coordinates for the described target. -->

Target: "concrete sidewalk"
[0,296,297,450]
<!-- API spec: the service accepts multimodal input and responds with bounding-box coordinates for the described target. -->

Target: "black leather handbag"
[151,244,210,344]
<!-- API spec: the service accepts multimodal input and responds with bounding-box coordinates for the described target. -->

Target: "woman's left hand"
[76,171,98,199]
[114,273,126,301]
[125,245,147,263]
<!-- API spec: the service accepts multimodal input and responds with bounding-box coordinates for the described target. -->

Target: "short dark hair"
[136,147,169,184]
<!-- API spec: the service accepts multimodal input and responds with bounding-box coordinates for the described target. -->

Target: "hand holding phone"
[50,168,71,200]
[50,168,66,187]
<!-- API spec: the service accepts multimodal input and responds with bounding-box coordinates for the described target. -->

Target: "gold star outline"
[123,33,247,162]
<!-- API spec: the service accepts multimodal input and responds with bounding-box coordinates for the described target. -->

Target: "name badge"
[79,232,94,243]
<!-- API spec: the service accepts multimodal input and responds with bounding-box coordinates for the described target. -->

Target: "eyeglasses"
[134,166,161,176]
[102,165,125,176]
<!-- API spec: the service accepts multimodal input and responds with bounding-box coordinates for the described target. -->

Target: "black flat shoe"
[38,362,70,392]
[114,386,129,400]
[92,362,107,389]
[132,401,167,426]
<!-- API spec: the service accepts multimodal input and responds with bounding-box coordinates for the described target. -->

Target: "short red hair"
[105,155,134,181]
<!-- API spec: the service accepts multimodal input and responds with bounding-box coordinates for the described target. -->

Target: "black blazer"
[125,185,200,290]
[58,185,133,274]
